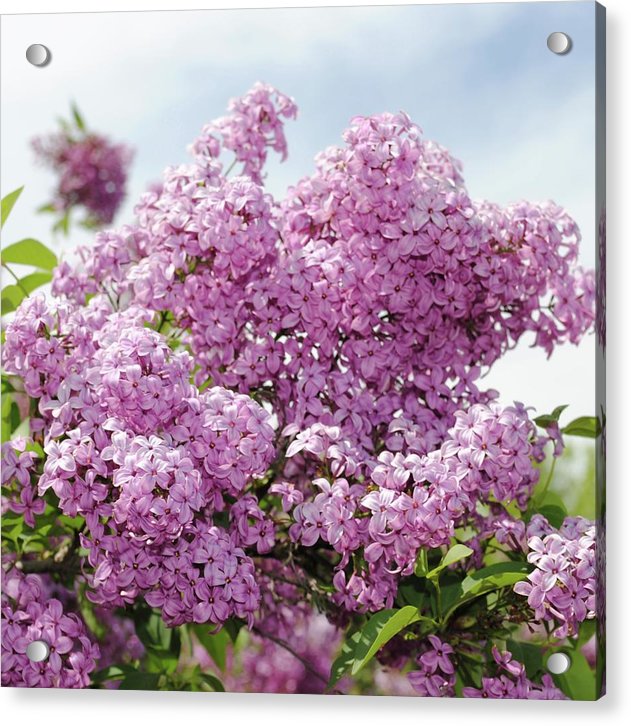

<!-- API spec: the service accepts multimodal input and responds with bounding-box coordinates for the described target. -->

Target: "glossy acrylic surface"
[0,1,605,699]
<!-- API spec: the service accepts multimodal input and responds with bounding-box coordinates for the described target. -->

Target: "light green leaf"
[53,210,71,236]
[1,187,24,228]
[133,610,181,675]
[426,544,474,579]
[0,272,52,316]
[534,405,568,429]
[12,416,30,439]
[79,590,106,639]
[1,238,58,270]
[552,649,596,700]
[71,102,86,131]
[441,562,531,620]
[414,548,429,577]
[563,416,601,439]
[192,624,229,672]
[328,630,362,689]
[329,605,429,686]
[19,271,53,293]
[576,619,596,648]
[1,390,13,443]
[1,285,25,315]
[1,374,16,393]
[37,203,57,214]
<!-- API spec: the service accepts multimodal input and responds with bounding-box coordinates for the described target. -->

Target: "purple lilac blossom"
[33,128,133,226]
[3,83,598,694]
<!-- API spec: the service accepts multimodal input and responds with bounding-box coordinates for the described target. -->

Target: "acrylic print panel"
[0,0,605,700]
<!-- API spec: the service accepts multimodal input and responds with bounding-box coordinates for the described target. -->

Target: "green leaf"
[90,664,136,684]
[71,102,86,131]
[19,271,53,294]
[328,630,363,689]
[329,606,427,686]
[1,239,58,270]
[397,578,430,609]
[53,210,71,236]
[1,285,25,315]
[563,416,601,439]
[1,392,13,442]
[57,514,85,531]
[2,272,53,315]
[37,203,57,214]
[414,548,429,577]
[529,490,568,528]
[552,649,596,700]
[441,562,531,620]
[134,609,181,674]
[506,639,543,679]
[78,584,106,639]
[576,618,596,648]
[534,405,568,428]
[1,512,24,546]
[192,624,229,672]
[1,187,24,228]
[118,672,161,690]
[198,672,225,692]
[426,544,473,579]
[537,504,567,529]
[222,617,244,643]
[9,401,20,432]
[1,374,16,393]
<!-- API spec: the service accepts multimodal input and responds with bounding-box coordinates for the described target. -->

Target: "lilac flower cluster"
[192,82,298,183]
[1,568,100,688]
[3,293,275,629]
[514,516,596,638]
[407,640,567,700]
[462,646,566,700]
[3,84,598,693]
[53,87,593,472]
[33,126,133,226]
[285,402,538,612]
[408,635,456,697]
[1,437,44,527]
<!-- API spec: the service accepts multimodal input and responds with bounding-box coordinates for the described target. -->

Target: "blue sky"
[1,1,598,418]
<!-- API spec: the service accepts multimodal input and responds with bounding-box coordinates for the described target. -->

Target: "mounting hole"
[547,32,572,55]
[26,639,50,663]
[546,651,571,675]
[26,44,51,67]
